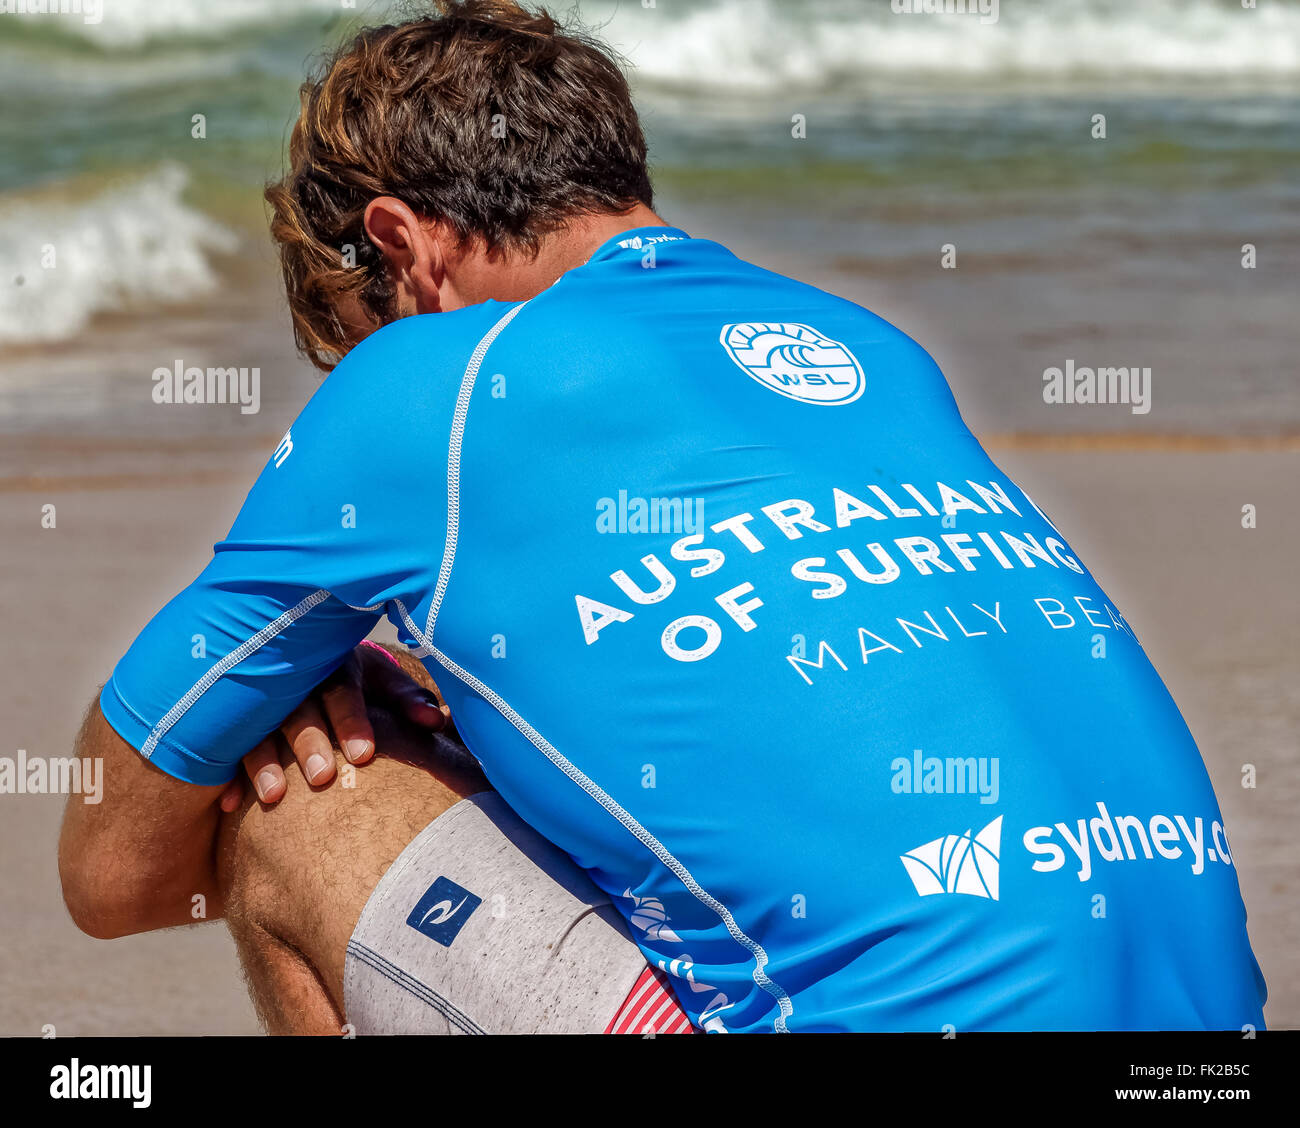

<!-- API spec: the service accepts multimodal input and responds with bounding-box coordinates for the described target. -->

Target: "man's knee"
[217,723,488,1005]
[217,765,325,996]
[217,779,351,1034]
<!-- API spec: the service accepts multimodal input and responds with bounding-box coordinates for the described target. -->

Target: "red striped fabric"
[604,965,696,1034]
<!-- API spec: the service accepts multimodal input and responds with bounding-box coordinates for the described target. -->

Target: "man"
[60,0,1267,1033]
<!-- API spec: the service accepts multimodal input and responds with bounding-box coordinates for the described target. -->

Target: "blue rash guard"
[102,227,1267,1033]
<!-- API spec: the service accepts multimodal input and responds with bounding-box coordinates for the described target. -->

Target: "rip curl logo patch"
[719,322,865,405]
[406,876,481,947]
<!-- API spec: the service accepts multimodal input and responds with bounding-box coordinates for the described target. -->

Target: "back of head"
[267,0,653,370]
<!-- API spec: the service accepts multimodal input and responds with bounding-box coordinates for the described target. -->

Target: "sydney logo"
[900,816,1002,900]
[719,322,865,405]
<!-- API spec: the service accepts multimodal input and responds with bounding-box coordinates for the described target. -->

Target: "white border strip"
[411,292,794,1030]
[140,588,332,759]
[393,598,432,658]
[425,301,530,642]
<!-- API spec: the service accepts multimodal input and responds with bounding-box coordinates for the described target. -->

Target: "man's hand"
[219,642,446,810]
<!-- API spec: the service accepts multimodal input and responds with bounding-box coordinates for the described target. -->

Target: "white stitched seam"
[406,294,791,1029]
[424,302,529,643]
[393,599,431,657]
[417,634,795,1033]
[140,588,332,759]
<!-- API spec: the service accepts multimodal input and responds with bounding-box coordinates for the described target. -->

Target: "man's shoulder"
[289,303,524,430]
[246,304,524,501]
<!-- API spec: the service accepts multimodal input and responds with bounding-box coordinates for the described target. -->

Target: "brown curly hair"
[265,0,653,371]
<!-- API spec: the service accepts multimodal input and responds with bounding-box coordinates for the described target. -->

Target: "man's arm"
[58,316,470,937]
[60,648,449,939]
[59,701,227,939]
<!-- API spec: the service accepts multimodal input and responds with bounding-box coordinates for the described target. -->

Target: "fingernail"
[344,739,372,763]
[254,769,279,800]
[305,752,331,782]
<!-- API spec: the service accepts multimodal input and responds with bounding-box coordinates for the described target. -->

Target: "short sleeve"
[98,311,486,784]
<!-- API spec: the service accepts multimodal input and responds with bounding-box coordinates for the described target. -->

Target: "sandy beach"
[0,434,1294,1034]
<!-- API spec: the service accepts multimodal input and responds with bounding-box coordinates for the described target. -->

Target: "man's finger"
[242,736,286,804]
[218,779,244,813]
[280,699,338,787]
[359,646,446,730]
[319,654,376,764]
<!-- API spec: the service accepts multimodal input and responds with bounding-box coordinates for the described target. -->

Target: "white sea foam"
[0,164,238,345]
[594,0,1300,90]
[30,0,1300,84]
[27,0,361,45]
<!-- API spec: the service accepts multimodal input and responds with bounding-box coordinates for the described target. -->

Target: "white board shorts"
[342,790,695,1035]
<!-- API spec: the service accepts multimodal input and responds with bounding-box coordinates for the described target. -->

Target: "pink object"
[359,639,402,668]
[605,965,695,1035]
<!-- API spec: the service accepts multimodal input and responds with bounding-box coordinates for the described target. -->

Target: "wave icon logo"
[405,876,482,947]
[719,322,865,405]
[900,816,1002,900]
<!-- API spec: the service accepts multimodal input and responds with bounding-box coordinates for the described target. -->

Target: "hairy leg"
[217,708,489,1035]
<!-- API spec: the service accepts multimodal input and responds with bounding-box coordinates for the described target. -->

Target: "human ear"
[363,196,444,315]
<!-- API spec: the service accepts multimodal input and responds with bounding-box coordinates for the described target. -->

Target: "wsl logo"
[719,322,865,405]
[900,816,1002,900]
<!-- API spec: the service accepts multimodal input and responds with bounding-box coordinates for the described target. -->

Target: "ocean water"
[0,0,1297,437]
